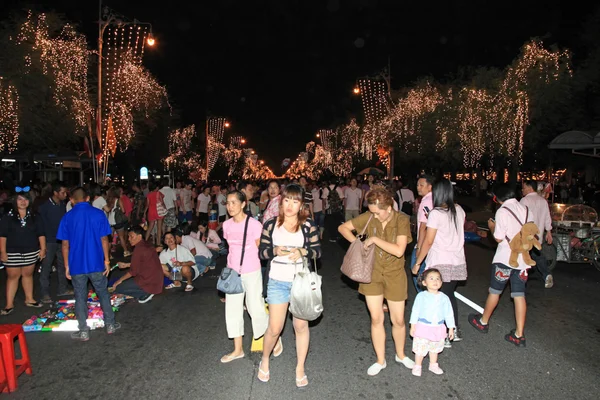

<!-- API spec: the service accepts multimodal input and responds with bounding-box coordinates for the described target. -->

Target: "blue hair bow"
[15,186,30,193]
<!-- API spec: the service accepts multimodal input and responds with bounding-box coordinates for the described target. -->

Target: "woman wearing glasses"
[257,184,321,388]
[0,187,46,314]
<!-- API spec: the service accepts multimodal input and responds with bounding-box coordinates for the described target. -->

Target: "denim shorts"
[266,278,293,305]
[489,263,528,298]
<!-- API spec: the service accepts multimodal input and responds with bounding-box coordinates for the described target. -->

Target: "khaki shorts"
[359,263,408,302]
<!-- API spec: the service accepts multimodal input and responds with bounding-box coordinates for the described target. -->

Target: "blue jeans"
[530,247,550,280]
[71,272,115,331]
[411,246,427,293]
[115,278,149,299]
[195,255,214,274]
[40,242,68,296]
[314,212,325,229]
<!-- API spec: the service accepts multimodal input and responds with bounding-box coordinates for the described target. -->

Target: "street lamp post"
[96,0,154,183]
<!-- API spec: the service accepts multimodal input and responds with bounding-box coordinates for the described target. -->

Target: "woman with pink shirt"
[220,191,268,364]
[261,180,281,224]
[412,179,467,345]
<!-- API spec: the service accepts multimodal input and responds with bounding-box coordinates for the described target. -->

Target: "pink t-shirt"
[223,216,262,274]
[425,206,468,282]
[417,192,433,240]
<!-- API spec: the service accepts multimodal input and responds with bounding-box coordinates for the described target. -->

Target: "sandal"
[257,362,270,383]
[25,301,43,308]
[296,375,308,388]
[1,308,14,316]
[220,352,244,363]
[185,284,194,292]
[165,283,181,290]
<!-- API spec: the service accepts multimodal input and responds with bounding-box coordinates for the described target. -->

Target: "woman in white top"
[257,184,321,388]
[344,178,362,221]
[412,179,467,344]
[196,186,211,223]
[159,232,198,292]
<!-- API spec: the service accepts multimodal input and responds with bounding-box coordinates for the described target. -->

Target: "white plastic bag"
[289,257,323,321]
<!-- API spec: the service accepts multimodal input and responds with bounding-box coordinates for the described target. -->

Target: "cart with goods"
[545,204,600,272]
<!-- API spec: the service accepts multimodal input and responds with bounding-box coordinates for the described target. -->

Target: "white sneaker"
[394,355,415,369]
[545,274,554,289]
[367,361,387,376]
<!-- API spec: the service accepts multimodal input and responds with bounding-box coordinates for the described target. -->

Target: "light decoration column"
[0,77,19,153]
[205,117,226,180]
[357,79,388,159]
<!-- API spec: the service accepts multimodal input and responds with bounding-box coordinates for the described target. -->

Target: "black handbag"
[216,216,250,294]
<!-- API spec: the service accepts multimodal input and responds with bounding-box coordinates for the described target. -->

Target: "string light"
[0,77,20,152]
[164,124,196,169]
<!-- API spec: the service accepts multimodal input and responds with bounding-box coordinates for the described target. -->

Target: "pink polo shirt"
[223,216,262,274]
[417,192,433,240]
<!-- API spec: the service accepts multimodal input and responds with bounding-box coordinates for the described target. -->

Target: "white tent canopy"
[548,131,600,158]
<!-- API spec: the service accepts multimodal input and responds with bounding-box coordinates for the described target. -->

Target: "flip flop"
[1,308,14,316]
[220,352,244,363]
[273,337,283,357]
[185,284,194,292]
[257,362,270,382]
[165,283,180,290]
[25,301,43,308]
[296,375,308,388]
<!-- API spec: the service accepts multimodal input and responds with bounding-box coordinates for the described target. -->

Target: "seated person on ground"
[158,232,198,292]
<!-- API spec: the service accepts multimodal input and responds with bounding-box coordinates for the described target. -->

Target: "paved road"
[1,239,599,400]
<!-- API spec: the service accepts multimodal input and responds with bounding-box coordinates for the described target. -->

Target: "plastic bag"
[289,257,323,321]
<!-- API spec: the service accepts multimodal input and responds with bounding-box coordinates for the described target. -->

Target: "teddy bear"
[508,222,542,268]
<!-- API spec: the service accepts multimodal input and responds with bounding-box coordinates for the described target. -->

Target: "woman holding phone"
[258,184,321,388]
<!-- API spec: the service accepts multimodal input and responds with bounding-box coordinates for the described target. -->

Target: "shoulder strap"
[504,207,525,226]
[239,216,251,270]
[359,214,374,236]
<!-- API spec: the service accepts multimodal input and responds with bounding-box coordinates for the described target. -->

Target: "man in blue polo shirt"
[57,187,120,341]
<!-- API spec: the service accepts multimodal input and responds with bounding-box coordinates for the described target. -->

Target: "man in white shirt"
[396,181,415,216]
[196,186,211,223]
[412,175,433,293]
[217,186,228,224]
[520,180,554,289]
[159,178,178,231]
[468,184,533,348]
[175,228,214,276]
[343,178,362,221]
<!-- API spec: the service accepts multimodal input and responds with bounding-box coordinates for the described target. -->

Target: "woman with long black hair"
[0,188,46,314]
[411,179,467,345]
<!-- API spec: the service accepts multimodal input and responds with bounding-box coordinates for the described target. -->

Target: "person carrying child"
[409,268,455,377]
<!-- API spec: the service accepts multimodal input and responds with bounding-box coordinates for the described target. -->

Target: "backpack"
[327,185,343,214]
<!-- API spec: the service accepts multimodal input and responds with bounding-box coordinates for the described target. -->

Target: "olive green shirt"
[351,210,412,271]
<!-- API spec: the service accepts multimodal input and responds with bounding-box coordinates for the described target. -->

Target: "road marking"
[455,292,484,314]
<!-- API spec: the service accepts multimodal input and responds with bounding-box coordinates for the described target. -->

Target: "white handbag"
[289,256,323,321]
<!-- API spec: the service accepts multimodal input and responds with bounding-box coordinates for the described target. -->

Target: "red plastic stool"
[0,342,8,393]
[0,324,32,392]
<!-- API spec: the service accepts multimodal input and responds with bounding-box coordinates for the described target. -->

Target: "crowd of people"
[0,172,559,384]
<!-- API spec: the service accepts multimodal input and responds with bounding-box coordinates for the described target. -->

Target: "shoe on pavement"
[41,295,53,304]
[412,365,422,377]
[71,330,90,341]
[138,294,154,304]
[453,328,463,342]
[468,313,489,333]
[367,361,387,376]
[504,330,526,348]
[57,289,74,296]
[106,322,121,334]
[444,338,452,348]
[428,363,444,375]
[395,355,415,369]
[545,274,554,289]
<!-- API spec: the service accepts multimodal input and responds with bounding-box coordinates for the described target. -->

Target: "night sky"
[4,0,598,174]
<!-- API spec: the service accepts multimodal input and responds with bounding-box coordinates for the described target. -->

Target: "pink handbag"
[340,215,375,283]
